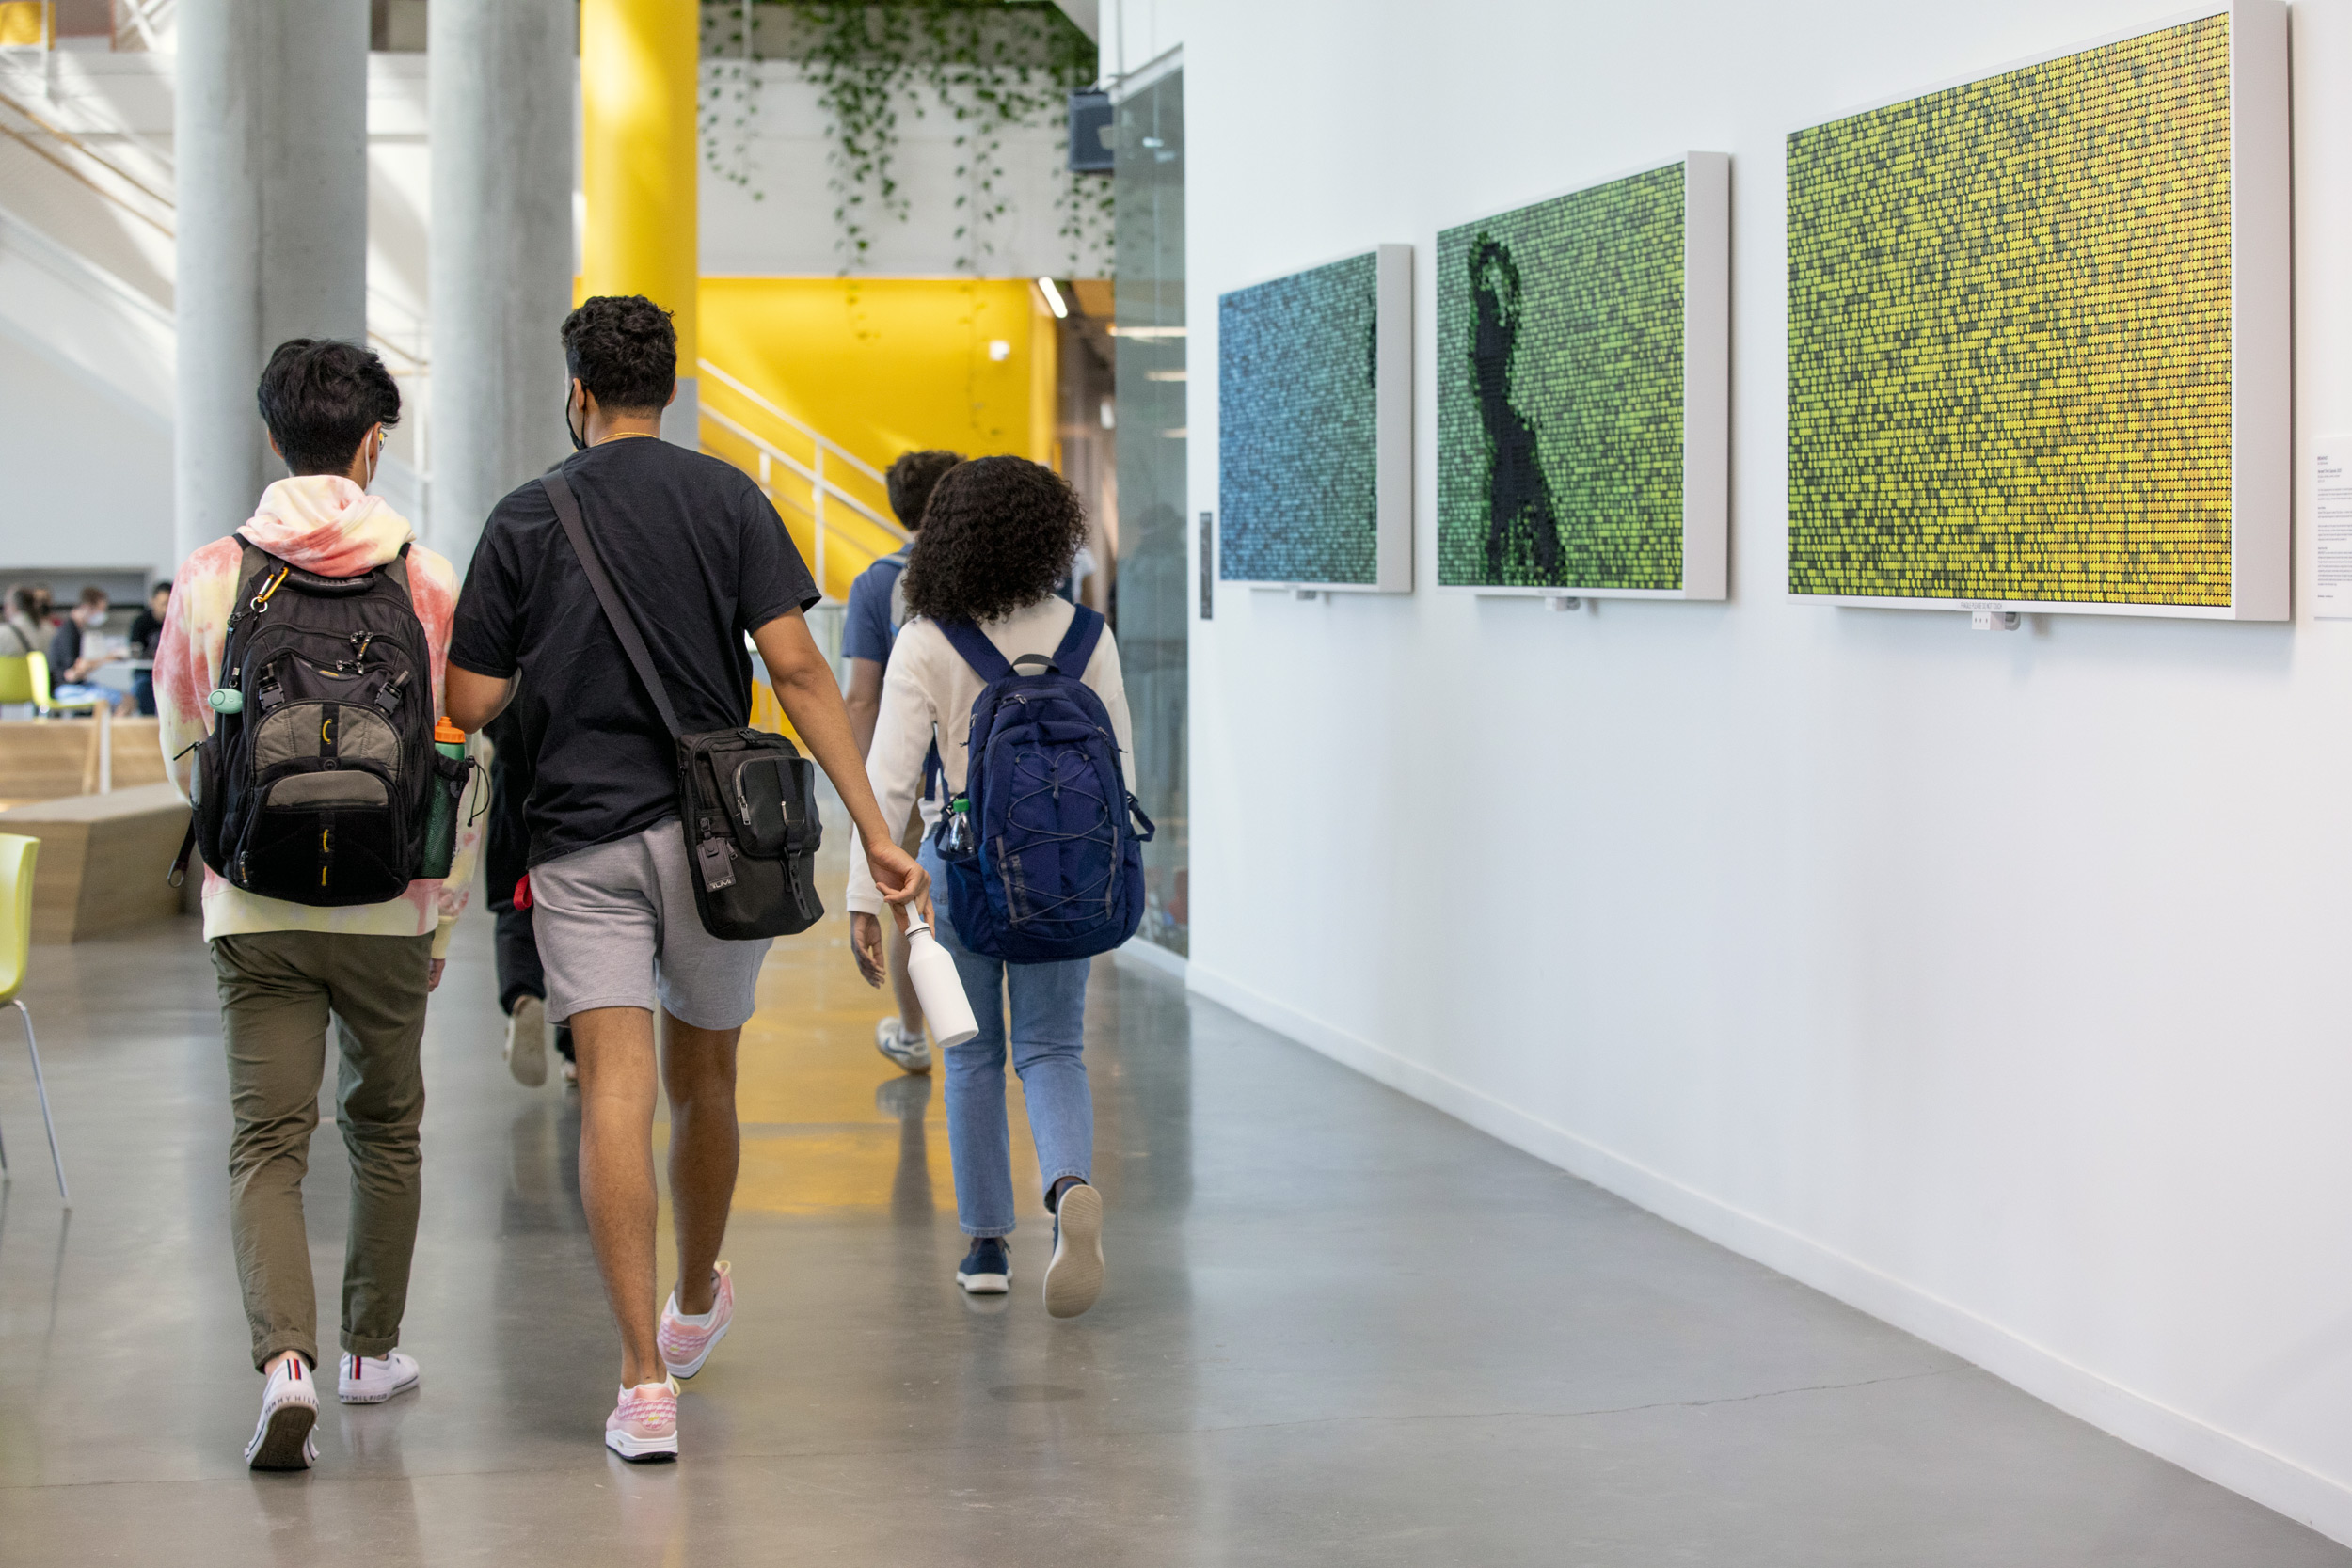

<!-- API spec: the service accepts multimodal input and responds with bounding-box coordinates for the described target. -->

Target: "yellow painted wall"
[700,277,1054,466]
[696,277,1056,599]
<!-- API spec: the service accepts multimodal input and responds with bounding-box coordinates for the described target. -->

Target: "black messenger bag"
[541,473,824,940]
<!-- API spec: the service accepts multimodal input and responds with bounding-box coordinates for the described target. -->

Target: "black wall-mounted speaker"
[1068,90,1113,174]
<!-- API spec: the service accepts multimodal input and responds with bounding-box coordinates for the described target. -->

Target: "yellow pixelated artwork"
[1787,15,2233,607]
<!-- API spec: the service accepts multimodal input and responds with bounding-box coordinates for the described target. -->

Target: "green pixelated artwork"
[1787,15,2233,606]
[1437,163,1687,591]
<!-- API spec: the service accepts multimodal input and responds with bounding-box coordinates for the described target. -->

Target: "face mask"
[564,387,588,452]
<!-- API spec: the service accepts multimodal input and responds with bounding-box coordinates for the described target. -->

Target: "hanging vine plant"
[698,1,1112,277]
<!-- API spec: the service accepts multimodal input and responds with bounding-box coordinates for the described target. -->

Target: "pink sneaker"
[605,1377,679,1462]
[657,1260,734,1379]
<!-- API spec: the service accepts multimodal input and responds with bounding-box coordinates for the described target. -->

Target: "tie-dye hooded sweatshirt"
[155,477,482,955]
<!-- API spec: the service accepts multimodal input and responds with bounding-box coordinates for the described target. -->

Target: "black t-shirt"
[448,437,818,866]
[48,618,82,672]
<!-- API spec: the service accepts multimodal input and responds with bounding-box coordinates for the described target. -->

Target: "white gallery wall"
[1175,0,2352,1543]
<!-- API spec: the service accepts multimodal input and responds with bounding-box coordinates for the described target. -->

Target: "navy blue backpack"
[933,606,1153,964]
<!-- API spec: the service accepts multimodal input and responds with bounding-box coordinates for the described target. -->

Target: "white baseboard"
[1114,937,1187,982]
[1185,960,2352,1548]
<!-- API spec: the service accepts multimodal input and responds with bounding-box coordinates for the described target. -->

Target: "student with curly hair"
[847,455,1135,1317]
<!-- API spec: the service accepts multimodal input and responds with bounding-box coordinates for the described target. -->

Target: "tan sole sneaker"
[1043,1183,1104,1319]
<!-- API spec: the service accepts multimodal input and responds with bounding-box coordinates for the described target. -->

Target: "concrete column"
[428,0,576,565]
[580,0,699,447]
[173,0,370,566]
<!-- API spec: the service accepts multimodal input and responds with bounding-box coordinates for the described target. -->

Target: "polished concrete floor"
[2,893,2346,1564]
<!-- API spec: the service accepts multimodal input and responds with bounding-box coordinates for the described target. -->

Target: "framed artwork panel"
[1785,2,2288,620]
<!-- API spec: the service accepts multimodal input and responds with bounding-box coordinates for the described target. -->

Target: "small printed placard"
[2317,438,2352,620]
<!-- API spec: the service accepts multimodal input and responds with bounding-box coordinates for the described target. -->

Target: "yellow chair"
[0,654,30,705]
[0,833,67,1205]
[25,651,100,720]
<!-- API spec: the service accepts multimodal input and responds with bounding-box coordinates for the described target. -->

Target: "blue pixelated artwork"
[1218,252,1380,585]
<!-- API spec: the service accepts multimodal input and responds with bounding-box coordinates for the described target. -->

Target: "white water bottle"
[902,906,979,1048]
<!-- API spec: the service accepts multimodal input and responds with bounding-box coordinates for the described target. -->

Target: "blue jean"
[923,845,1093,1237]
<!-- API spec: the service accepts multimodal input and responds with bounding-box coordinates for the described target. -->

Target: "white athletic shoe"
[506,994,549,1086]
[875,1017,931,1074]
[246,1355,320,1471]
[338,1350,421,1405]
[1043,1182,1104,1319]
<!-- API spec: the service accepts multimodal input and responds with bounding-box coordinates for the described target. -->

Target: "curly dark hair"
[884,448,963,531]
[562,294,676,413]
[900,456,1087,625]
[256,339,401,475]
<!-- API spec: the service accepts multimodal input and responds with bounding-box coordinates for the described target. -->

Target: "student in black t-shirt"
[445,294,928,1465]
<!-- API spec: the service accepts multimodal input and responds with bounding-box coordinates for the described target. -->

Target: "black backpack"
[179,543,453,906]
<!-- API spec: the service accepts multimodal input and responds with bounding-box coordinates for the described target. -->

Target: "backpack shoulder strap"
[384,539,416,610]
[1050,604,1105,676]
[935,619,1015,683]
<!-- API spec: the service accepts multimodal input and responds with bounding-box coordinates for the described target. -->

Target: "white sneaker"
[506,994,549,1086]
[875,1017,931,1074]
[1043,1182,1104,1319]
[338,1350,421,1404]
[245,1355,320,1471]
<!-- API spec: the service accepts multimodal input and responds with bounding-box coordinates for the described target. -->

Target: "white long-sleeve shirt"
[847,595,1136,915]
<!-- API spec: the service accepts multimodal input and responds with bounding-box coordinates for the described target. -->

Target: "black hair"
[75,585,106,610]
[885,449,963,531]
[256,339,402,476]
[899,456,1088,625]
[562,294,677,414]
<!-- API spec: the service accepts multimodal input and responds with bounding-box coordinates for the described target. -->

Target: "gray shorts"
[529,820,773,1030]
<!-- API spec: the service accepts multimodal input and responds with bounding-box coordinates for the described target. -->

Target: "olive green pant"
[211,930,434,1372]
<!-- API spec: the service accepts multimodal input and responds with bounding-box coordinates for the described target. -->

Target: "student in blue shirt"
[843,449,962,1074]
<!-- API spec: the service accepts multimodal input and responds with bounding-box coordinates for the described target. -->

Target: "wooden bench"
[0,718,167,809]
[0,782,193,942]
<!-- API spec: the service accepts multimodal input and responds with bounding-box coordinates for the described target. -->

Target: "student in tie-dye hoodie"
[154,340,483,1472]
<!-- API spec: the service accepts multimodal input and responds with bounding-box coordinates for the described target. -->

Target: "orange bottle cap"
[434,718,466,743]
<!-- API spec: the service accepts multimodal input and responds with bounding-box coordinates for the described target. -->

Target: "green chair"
[0,654,30,706]
[25,652,100,720]
[0,834,67,1206]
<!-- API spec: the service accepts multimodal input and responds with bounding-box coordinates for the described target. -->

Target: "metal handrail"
[697,357,890,486]
[699,403,907,596]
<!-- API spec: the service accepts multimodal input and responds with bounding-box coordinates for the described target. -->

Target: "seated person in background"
[0,585,42,657]
[50,586,115,683]
[46,586,124,710]
[128,582,169,716]
[843,447,962,1077]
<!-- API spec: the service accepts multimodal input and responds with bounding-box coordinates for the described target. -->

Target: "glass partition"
[1111,63,1187,956]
